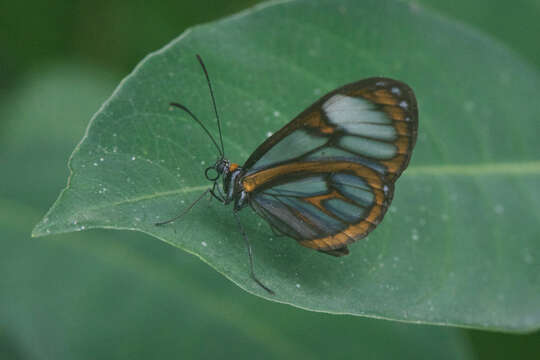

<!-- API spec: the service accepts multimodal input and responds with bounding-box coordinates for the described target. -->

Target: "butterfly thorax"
[210,158,248,212]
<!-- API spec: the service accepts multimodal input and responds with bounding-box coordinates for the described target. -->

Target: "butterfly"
[157,55,418,294]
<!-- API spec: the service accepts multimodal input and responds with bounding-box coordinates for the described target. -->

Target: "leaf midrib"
[75,159,540,207]
[32,160,540,238]
[407,161,540,175]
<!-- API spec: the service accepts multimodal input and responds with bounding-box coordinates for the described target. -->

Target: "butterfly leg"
[269,224,286,238]
[209,181,226,203]
[155,189,211,226]
[233,211,275,295]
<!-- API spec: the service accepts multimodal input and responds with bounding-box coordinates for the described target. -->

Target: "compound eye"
[205,166,219,181]
[217,159,229,172]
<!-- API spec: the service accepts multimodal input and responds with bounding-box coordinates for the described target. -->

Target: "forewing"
[243,77,418,183]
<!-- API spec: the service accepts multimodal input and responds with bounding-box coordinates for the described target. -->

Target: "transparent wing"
[242,78,418,255]
[243,77,418,183]
[246,161,391,255]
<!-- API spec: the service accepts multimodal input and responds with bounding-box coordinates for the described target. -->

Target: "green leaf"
[416,0,540,70]
[1,65,473,359]
[33,0,540,332]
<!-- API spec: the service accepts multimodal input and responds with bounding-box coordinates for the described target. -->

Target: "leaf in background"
[2,213,474,360]
[0,65,474,359]
[32,0,540,331]
[416,0,540,70]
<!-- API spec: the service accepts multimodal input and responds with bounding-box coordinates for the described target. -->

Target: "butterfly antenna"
[196,54,225,157]
[169,102,223,157]
[155,189,210,226]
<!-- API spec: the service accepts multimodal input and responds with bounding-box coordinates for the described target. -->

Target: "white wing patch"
[340,135,396,159]
[323,94,398,159]
[323,94,391,125]
[339,123,397,141]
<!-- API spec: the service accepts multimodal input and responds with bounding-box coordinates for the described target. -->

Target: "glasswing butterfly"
[157,55,418,294]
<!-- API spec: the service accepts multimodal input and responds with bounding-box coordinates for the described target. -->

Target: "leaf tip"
[31,219,51,238]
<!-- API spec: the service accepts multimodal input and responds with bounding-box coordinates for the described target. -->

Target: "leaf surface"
[33,0,540,331]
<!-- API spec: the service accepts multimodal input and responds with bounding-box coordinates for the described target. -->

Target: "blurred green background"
[1,0,539,359]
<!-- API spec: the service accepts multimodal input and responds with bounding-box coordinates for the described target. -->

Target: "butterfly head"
[205,158,230,182]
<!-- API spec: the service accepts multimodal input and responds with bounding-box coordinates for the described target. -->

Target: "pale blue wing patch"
[340,135,397,159]
[264,176,327,196]
[341,123,397,141]
[250,171,378,241]
[278,196,345,234]
[251,193,347,240]
[325,198,367,223]
[332,173,374,207]
[249,130,327,172]
[304,147,355,160]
